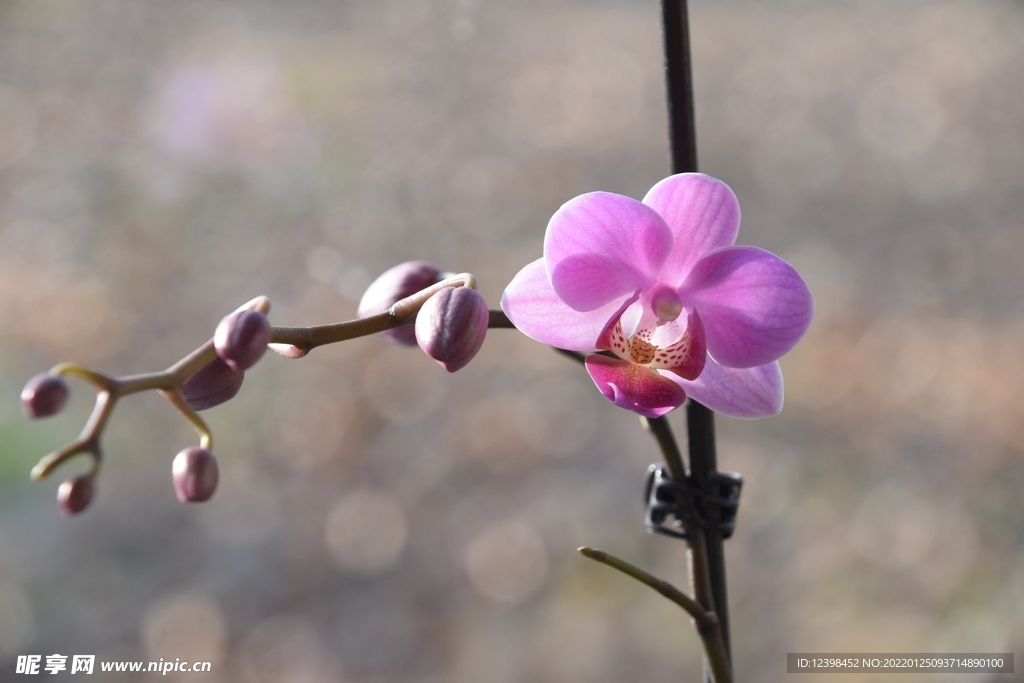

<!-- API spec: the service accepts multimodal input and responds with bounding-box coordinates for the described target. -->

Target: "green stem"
[159,390,212,450]
[641,415,715,618]
[640,415,686,483]
[579,547,731,683]
[30,390,113,480]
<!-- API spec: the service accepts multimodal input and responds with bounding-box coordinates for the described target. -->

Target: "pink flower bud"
[172,447,219,503]
[358,261,443,346]
[57,475,93,516]
[214,309,271,372]
[21,373,69,419]
[182,357,244,411]
[415,287,489,372]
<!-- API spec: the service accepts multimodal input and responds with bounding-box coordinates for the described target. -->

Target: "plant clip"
[643,464,743,541]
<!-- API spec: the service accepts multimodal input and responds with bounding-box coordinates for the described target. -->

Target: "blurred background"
[0,0,1022,681]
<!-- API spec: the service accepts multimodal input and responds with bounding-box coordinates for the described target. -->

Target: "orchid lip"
[596,306,707,382]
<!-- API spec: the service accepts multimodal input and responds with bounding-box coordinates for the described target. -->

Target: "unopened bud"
[415,286,489,372]
[214,309,271,372]
[358,261,443,346]
[182,357,244,411]
[57,475,93,516]
[172,447,219,503]
[21,373,70,419]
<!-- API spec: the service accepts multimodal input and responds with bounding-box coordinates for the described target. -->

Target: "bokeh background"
[0,0,1023,681]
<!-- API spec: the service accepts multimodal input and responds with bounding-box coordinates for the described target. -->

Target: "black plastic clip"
[644,465,743,541]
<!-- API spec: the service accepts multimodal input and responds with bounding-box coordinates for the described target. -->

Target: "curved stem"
[51,363,116,393]
[641,415,715,626]
[579,547,731,683]
[580,546,705,621]
[30,439,101,480]
[159,389,212,450]
[30,390,114,480]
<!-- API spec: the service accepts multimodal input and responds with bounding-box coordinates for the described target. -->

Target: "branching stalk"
[579,547,731,683]
[30,279,501,481]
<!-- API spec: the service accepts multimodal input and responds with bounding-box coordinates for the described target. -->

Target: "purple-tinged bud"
[214,309,271,372]
[415,287,489,373]
[57,475,93,516]
[21,373,69,419]
[182,357,244,411]
[358,261,444,346]
[172,447,219,503]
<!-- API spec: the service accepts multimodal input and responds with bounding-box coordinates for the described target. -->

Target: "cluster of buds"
[178,308,272,411]
[21,373,91,515]
[22,265,498,515]
[358,260,491,371]
[20,302,276,515]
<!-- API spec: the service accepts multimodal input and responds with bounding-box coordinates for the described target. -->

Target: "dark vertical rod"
[661,0,698,172]
[660,0,733,668]
[685,402,730,659]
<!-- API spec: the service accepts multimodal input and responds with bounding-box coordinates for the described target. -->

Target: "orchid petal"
[584,355,688,418]
[672,360,783,419]
[595,293,641,360]
[501,258,626,352]
[679,246,813,368]
[642,173,741,282]
[545,192,672,311]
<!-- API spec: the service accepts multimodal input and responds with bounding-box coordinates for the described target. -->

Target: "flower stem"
[661,0,698,173]
[640,416,716,655]
[685,401,731,659]
[661,0,733,671]
[640,415,686,483]
[159,389,213,451]
[549,353,727,681]
[267,273,479,356]
[30,279,507,482]
[578,547,731,683]
[30,388,111,480]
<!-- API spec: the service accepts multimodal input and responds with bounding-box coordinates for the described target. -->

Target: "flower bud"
[214,309,271,372]
[21,373,70,419]
[182,357,244,411]
[415,286,489,372]
[172,447,219,503]
[57,475,93,516]
[358,261,443,346]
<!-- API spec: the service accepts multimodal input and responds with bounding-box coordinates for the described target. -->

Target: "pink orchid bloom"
[501,173,813,419]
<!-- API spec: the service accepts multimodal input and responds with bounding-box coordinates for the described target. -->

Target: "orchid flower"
[501,173,813,419]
